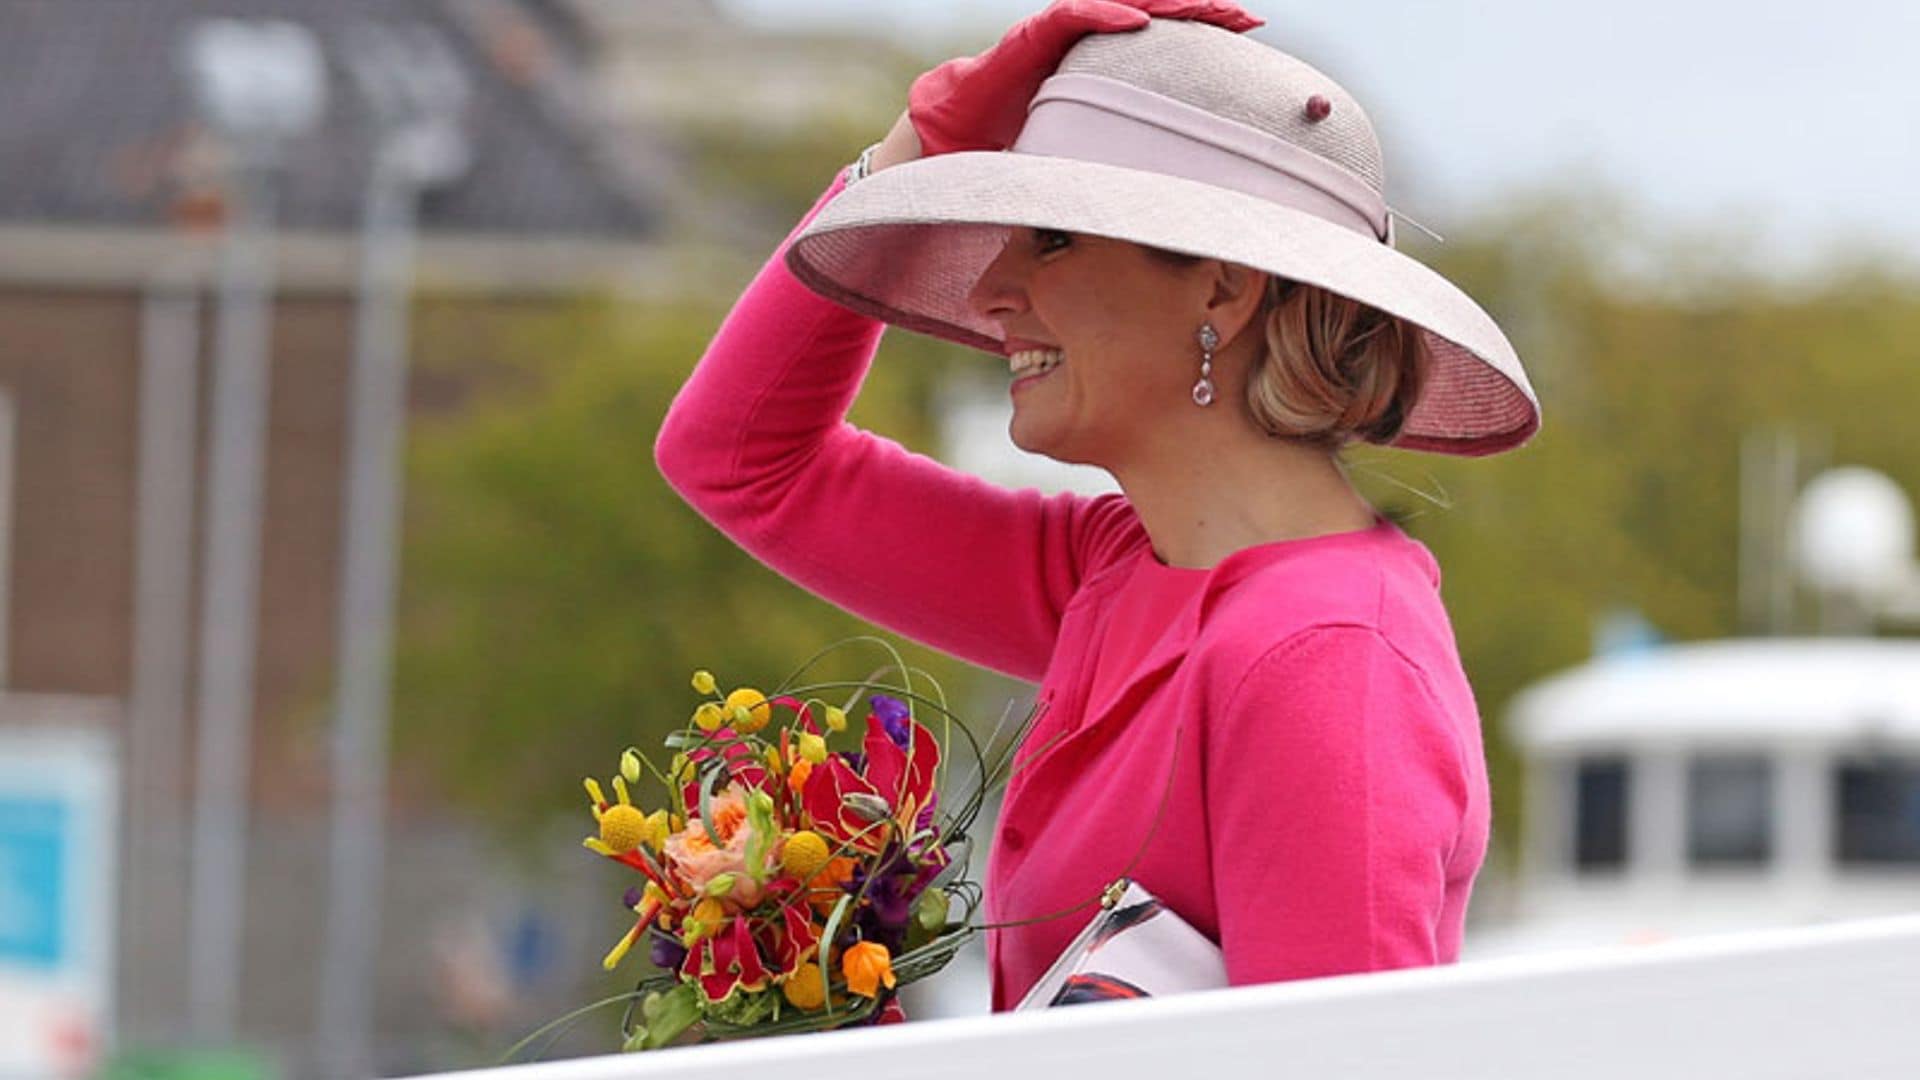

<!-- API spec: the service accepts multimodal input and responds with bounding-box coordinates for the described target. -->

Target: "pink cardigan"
[655,174,1492,1011]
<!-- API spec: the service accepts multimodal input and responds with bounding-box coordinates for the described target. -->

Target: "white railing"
[413,914,1920,1080]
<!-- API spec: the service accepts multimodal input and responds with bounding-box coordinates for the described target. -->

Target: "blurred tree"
[390,91,988,841]
[672,53,926,229]
[395,293,973,837]
[1350,193,1920,854]
[684,114,889,227]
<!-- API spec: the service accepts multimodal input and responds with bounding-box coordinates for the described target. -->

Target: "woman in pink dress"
[656,1,1540,1011]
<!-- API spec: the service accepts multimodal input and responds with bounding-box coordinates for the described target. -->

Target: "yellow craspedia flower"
[691,669,718,695]
[693,702,725,732]
[842,941,895,998]
[797,731,827,765]
[824,705,848,733]
[725,688,771,733]
[597,804,650,853]
[782,963,826,1010]
[780,830,830,881]
[599,799,652,849]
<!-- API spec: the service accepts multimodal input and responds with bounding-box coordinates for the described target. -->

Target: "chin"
[1009,423,1095,468]
[1007,420,1046,456]
[1008,418,1059,459]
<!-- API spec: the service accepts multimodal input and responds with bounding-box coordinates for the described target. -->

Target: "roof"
[1509,638,1920,751]
[0,0,657,239]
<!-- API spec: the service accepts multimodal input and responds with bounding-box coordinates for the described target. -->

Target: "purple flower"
[868,873,915,928]
[622,886,644,910]
[649,934,687,971]
[871,694,911,749]
[853,872,913,956]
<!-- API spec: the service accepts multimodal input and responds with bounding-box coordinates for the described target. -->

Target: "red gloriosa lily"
[863,715,940,829]
[682,916,772,1004]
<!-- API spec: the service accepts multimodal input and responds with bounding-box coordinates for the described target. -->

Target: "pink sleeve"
[1204,626,1470,984]
[654,174,1140,681]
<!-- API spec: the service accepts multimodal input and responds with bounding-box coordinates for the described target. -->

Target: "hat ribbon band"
[1011,73,1390,242]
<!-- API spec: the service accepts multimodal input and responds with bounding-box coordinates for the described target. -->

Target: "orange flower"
[787,759,813,798]
[841,941,895,998]
[805,856,856,917]
[707,791,749,846]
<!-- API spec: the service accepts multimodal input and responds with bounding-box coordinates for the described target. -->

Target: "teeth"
[1008,348,1064,377]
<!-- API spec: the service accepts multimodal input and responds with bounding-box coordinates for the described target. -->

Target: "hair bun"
[1248,279,1429,448]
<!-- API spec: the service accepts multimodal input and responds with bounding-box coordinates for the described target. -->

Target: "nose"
[966,235,1029,324]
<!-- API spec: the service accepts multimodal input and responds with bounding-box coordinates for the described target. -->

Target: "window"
[1575,757,1628,870]
[1687,756,1772,865]
[1837,757,1920,865]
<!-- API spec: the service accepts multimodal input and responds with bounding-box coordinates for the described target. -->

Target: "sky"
[723,0,1920,276]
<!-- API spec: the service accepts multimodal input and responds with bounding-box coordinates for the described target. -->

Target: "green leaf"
[913,888,950,932]
[697,762,724,848]
[817,893,854,1018]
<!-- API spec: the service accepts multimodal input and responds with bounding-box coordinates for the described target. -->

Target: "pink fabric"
[1014,74,1390,240]
[656,173,1492,1011]
[1081,557,1205,728]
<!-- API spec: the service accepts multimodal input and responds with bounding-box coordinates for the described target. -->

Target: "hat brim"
[788,151,1540,457]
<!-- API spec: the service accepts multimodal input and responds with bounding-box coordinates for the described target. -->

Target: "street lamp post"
[315,24,470,1078]
[178,18,325,1048]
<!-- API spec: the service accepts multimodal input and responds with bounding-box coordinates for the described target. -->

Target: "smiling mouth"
[1007,348,1064,379]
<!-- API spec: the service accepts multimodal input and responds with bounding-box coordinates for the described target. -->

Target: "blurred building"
[564,0,910,134]
[0,0,695,1074]
[1472,469,1920,960]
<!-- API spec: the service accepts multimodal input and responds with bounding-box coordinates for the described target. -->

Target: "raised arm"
[653,159,1137,681]
[657,1,1265,678]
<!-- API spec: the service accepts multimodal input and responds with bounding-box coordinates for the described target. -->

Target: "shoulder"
[1197,528,1430,653]
[1188,527,1465,712]
[1213,623,1426,712]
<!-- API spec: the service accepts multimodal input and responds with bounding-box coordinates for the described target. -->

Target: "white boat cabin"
[1472,638,1920,957]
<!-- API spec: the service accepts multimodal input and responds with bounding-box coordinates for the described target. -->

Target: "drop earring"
[1192,323,1219,406]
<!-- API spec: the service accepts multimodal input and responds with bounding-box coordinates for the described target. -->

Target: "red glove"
[908,0,1264,157]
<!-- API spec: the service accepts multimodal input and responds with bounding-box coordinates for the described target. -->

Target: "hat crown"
[1056,20,1385,196]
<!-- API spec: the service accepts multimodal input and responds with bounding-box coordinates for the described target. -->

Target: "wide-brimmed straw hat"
[786,19,1539,457]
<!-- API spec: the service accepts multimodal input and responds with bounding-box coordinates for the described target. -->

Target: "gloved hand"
[908,0,1264,157]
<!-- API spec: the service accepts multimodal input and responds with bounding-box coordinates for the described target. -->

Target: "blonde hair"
[1245,278,1429,449]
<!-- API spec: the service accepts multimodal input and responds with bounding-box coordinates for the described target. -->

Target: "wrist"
[867,111,922,174]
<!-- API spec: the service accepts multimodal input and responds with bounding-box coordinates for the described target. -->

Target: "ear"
[1202,261,1268,347]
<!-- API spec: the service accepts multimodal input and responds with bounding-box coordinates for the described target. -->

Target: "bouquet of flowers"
[516,640,1018,1056]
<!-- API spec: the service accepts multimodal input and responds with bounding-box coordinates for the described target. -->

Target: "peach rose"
[663,783,772,907]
